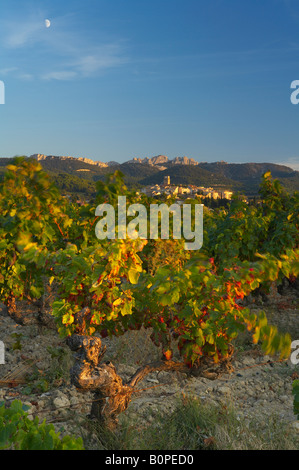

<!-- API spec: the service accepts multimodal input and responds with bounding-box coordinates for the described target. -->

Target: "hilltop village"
[140,176,234,201]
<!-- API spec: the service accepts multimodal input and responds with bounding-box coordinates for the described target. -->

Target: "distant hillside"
[0,155,298,196]
[0,158,97,198]
[140,165,242,191]
[28,155,111,181]
[113,162,163,184]
[197,162,299,195]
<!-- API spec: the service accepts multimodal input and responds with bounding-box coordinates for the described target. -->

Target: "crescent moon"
[45,19,51,28]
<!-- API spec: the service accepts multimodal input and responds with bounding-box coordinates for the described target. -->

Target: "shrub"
[0,400,84,450]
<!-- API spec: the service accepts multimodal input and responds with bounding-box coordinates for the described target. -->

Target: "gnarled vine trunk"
[66,334,133,428]
[6,292,56,329]
[66,332,234,429]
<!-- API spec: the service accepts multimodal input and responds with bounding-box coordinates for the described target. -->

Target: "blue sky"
[0,0,299,169]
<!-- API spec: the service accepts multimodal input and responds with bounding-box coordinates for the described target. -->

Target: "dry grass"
[82,394,299,450]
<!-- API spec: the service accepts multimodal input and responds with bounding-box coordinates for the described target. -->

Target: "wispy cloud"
[73,46,128,76]
[40,45,128,81]
[0,67,18,75]
[4,21,45,48]
[0,9,129,81]
[41,70,78,81]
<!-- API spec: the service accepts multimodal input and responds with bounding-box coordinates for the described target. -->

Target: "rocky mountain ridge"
[31,154,109,168]
[31,154,202,167]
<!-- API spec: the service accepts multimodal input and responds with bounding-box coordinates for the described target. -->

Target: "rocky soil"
[0,282,298,449]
